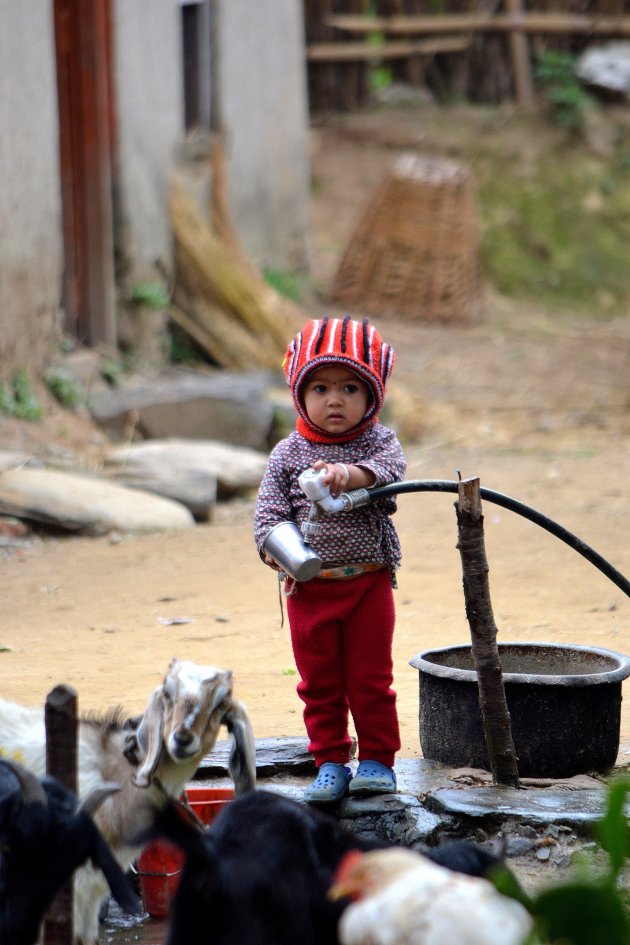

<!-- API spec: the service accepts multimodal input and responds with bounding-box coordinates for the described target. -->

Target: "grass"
[480,147,630,315]
[409,101,630,317]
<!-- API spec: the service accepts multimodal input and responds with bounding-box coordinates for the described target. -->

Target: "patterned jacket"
[253,425,406,583]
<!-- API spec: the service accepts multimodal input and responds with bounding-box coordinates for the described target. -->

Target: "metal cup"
[262,521,322,582]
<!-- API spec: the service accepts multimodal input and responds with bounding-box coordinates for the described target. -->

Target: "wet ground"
[103,905,167,945]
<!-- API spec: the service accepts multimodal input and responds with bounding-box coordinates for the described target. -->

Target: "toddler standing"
[254,315,406,804]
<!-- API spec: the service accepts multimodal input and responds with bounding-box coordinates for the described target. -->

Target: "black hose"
[361,479,630,598]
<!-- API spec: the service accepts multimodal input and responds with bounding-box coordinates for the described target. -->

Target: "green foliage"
[534,880,630,945]
[0,370,43,421]
[100,356,125,387]
[170,331,204,365]
[263,268,303,303]
[492,777,630,945]
[371,66,393,92]
[595,777,630,874]
[44,368,84,410]
[479,141,630,316]
[131,280,170,310]
[535,50,592,133]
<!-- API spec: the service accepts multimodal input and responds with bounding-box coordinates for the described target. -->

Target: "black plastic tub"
[409,642,630,778]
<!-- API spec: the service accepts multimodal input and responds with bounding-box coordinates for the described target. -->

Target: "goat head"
[132,658,256,794]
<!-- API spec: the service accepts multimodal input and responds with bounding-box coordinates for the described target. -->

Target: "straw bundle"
[170,174,303,370]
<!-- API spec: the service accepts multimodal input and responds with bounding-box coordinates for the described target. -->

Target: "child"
[254,315,406,804]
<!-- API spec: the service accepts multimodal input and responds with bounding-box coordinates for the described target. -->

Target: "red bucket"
[136,787,235,918]
[186,786,235,826]
[136,840,185,919]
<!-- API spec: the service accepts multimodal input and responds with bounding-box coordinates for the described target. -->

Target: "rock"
[89,370,276,450]
[427,786,605,832]
[104,439,268,518]
[0,468,194,535]
[505,836,536,857]
[0,450,41,472]
[198,736,315,778]
[0,516,29,539]
[576,42,630,98]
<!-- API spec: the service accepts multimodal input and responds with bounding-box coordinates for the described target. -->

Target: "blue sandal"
[304,763,352,805]
[348,760,397,797]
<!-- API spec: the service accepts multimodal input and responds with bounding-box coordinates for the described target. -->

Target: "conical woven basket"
[331,152,483,324]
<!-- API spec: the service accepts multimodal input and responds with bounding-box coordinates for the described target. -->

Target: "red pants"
[286,569,400,768]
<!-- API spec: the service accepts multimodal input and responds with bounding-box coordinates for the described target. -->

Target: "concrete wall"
[219,0,311,272]
[0,0,63,378]
[114,0,184,285]
[0,0,311,380]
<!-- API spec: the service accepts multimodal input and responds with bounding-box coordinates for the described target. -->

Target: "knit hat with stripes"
[283,315,395,442]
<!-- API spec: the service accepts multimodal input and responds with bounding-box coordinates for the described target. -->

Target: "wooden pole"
[456,478,520,787]
[503,0,534,108]
[43,685,78,945]
[325,12,630,36]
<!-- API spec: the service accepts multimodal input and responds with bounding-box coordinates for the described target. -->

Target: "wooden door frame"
[53,0,117,348]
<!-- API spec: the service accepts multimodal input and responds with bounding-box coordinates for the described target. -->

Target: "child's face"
[302,365,371,434]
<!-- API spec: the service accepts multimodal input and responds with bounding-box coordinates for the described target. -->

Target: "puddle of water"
[103,902,168,945]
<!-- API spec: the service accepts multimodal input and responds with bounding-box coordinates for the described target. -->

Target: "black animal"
[139,789,510,945]
[424,838,505,877]
[137,789,382,945]
[0,759,142,945]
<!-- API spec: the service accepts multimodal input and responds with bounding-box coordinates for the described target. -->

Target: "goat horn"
[1,759,48,806]
[80,781,122,817]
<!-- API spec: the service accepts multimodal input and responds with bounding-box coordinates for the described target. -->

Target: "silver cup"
[263,521,322,582]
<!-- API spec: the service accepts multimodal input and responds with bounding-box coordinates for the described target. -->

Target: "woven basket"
[331,153,483,324]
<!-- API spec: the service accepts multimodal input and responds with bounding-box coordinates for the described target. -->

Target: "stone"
[0,450,40,472]
[105,439,267,499]
[426,785,606,832]
[0,468,194,535]
[197,736,315,778]
[577,42,630,97]
[505,836,536,857]
[89,370,276,450]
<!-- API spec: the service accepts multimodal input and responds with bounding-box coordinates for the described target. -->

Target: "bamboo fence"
[304,0,630,110]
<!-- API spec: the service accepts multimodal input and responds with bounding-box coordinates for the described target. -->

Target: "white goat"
[0,658,256,945]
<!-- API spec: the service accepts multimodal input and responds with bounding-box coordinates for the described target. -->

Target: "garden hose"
[346,479,630,598]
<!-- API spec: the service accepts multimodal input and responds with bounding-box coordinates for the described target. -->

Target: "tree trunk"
[456,477,520,786]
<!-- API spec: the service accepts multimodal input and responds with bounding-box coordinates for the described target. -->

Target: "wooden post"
[503,0,535,107]
[43,685,78,945]
[456,478,520,787]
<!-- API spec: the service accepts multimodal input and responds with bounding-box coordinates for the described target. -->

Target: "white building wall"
[0,0,63,376]
[220,0,311,272]
[114,0,184,284]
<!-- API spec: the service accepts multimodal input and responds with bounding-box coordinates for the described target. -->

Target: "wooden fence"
[304,0,630,111]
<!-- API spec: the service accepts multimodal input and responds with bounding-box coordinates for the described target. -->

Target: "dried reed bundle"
[170,174,302,369]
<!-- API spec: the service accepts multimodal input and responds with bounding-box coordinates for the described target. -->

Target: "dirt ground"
[1,105,629,770]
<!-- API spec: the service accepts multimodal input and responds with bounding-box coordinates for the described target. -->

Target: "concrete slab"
[194,737,612,842]
[427,785,605,832]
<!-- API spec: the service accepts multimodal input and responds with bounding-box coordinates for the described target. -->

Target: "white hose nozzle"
[298,467,350,513]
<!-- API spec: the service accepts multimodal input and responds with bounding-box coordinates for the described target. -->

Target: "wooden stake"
[456,478,520,787]
[43,686,78,945]
[503,0,534,107]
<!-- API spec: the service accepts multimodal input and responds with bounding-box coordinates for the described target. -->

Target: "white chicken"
[329,847,532,945]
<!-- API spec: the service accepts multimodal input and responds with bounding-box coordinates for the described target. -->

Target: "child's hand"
[312,460,350,495]
[262,553,284,573]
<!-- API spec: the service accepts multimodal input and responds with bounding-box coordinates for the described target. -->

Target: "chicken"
[329,847,532,945]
